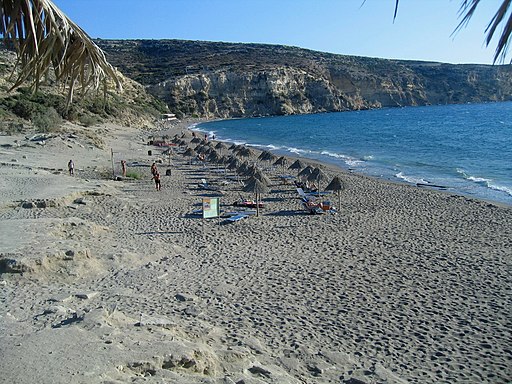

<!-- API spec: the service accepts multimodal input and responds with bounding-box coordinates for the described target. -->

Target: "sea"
[194,102,512,206]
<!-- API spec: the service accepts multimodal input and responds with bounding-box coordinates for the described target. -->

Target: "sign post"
[202,197,220,219]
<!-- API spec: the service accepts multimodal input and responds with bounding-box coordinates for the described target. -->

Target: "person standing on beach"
[153,171,161,191]
[151,162,158,177]
[68,160,74,176]
[121,160,127,177]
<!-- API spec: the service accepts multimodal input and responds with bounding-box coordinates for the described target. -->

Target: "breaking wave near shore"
[196,101,512,205]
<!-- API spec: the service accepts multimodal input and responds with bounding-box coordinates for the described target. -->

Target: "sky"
[51,0,507,65]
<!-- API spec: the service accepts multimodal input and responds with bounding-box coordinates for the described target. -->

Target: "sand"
[0,120,511,384]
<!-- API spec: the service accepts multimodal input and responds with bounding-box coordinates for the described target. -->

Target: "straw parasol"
[274,156,288,168]
[258,150,274,162]
[238,147,255,160]
[298,165,314,180]
[227,158,241,171]
[307,167,329,191]
[252,169,272,186]
[191,137,201,144]
[237,161,250,175]
[215,142,227,153]
[289,159,306,175]
[207,150,220,163]
[243,177,269,217]
[183,147,196,163]
[242,164,260,177]
[325,175,345,209]
[227,158,241,180]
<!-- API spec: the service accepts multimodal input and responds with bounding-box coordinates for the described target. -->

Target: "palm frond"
[394,0,511,63]
[0,0,121,103]
[455,0,512,63]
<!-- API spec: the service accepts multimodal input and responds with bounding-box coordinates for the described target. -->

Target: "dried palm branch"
[392,0,511,63]
[0,0,121,104]
[454,0,512,63]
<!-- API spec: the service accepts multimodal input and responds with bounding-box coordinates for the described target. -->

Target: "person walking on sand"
[153,171,161,191]
[121,160,127,177]
[68,160,74,176]
[150,162,158,177]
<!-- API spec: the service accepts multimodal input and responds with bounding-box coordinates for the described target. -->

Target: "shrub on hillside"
[32,107,62,132]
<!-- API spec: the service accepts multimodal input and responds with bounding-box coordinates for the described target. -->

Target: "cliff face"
[97,39,512,118]
[148,68,361,118]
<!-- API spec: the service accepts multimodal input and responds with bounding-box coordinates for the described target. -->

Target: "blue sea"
[195,102,512,206]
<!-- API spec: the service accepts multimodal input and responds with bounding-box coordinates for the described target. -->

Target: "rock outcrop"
[97,39,512,118]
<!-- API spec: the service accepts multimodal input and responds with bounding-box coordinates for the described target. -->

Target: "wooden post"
[111,148,115,179]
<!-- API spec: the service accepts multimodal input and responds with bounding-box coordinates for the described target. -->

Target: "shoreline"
[1,121,511,383]
[183,118,512,209]
[188,114,512,208]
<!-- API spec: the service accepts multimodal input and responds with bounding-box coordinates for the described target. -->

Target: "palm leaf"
[0,0,121,103]
[394,0,511,63]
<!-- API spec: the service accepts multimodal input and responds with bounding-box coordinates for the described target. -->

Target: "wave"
[320,150,365,167]
[457,168,512,197]
[395,172,429,185]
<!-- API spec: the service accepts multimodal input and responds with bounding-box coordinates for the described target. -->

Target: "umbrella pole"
[338,191,341,211]
[256,193,259,217]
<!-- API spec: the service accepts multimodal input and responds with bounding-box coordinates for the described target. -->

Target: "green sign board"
[202,197,220,218]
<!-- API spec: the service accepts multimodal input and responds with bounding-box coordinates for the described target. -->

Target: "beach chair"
[302,201,324,215]
[297,188,316,202]
[198,178,221,191]
[225,214,248,223]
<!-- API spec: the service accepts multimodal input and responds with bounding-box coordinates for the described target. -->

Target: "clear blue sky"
[52,0,506,65]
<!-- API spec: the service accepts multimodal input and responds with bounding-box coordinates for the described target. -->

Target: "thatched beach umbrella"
[227,158,241,180]
[239,147,255,160]
[289,159,306,175]
[274,156,287,167]
[252,169,272,186]
[229,143,238,151]
[274,156,288,174]
[216,155,229,165]
[298,165,314,180]
[258,150,273,162]
[207,150,220,163]
[242,164,260,177]
[215,142,227,153]
[307,167,329,191]
[237,161,250,176]
[183,147,196,163]
[228,158,241,171]
[325,175,345,209]
[191,137,201,144]
[243,177,269,217]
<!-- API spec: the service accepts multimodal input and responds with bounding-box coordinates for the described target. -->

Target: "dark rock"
[21,201,35,209]
[175,293,194,302]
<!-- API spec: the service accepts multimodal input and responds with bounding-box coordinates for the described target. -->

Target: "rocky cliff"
[97,39,512,118]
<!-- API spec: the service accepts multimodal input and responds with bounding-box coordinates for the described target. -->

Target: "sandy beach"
[0,121,511,384]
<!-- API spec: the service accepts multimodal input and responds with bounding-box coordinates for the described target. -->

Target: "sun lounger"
[233,200,264,208]
[302,200,336,215]
[225,214,248,223]
[198,178,221,191]
[222,209,257,217]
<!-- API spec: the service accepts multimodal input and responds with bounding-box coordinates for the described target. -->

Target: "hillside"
[0,48,168,134]
[97,39,512,118]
